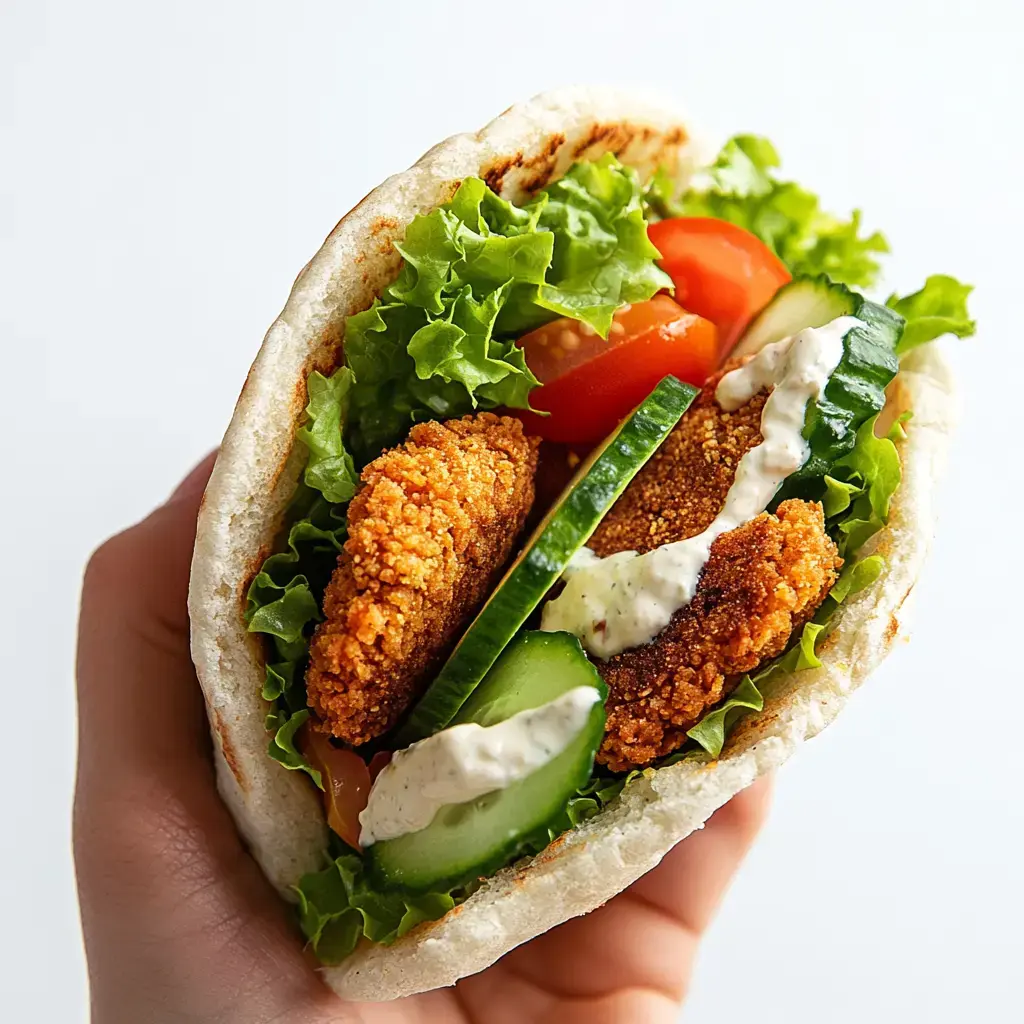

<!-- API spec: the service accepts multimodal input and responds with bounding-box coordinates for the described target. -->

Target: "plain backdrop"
[3,2,1022,1020]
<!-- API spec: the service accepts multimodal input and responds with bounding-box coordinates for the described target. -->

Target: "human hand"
[75,455,772,1024]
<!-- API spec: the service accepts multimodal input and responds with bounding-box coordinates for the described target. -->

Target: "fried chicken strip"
[588,366,841,770]
[306,413,539,745]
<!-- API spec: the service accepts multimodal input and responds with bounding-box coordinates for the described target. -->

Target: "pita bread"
[188,87,955,1000]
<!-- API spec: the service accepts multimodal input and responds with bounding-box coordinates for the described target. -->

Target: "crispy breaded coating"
[589,361,768,553]
[594,500,840,769]
[589,366,841,771]
[306,413,539,745]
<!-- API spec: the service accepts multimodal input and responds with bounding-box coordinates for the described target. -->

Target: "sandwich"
[188,87,974,999]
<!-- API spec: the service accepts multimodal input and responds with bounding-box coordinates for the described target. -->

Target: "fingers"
[625,773,774,937]
[74,454,338,1023]
[76,452,217,785]
[483,775,773,1011]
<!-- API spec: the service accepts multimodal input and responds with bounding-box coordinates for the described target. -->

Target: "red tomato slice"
[302,726,371,851]
[368,751,392,783]
[647,217,791,357]
[515,295,718,445]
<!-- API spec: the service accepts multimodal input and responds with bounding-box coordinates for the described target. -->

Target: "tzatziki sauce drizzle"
[540,316,862,659]
[358,685,600,846]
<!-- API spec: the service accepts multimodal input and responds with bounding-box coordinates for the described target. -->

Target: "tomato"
[515,295,718,445]
[647,217,791,356]
[302,726,372,851]
[368,750,392,783]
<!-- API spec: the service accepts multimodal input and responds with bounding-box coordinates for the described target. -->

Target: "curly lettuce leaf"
[823,554,886,609]
[887,275,977,355]
[516,155,672,335]
[265,708,321,787]
[685,674,765,758]
[296,854,457,965]
[297,369,359,503]
[668,135,888,288]
[642,166,682,222]
[345,155,670,462]
[824,414,903,557]
[244,489,348,786]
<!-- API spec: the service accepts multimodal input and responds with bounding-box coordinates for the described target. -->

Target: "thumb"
[74,453,340,1024]
[76,451,218,788]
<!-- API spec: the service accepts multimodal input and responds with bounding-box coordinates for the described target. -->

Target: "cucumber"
[775,295,903,504]
[368,631,606,892]
[394,375,698,745]
[732,275,857,359]
[728,274,903,503]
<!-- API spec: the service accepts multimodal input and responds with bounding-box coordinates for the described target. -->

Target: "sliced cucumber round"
[367,631,606,892]
[732,274,857,359]
[394,375,698,745]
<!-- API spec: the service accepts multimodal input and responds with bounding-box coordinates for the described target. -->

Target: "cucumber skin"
[367,631,606,894]
[774,297,902,505]
[732,276,903,505]
[394,376,697,746]
[734,275,858,358]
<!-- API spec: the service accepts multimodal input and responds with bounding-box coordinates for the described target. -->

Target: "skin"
[75,453,773,1024]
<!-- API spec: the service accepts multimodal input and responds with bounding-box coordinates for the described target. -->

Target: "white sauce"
[358,686,600,846]
[541,316,862,659]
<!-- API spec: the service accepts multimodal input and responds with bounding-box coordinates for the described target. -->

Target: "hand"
[75,455,772,1024]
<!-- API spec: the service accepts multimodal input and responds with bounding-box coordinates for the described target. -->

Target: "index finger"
[76,453,217,783]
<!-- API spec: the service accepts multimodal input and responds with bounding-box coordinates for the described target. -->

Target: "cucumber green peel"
[368,631,607,893]
[773,293,902,505]
[394,375,698,746]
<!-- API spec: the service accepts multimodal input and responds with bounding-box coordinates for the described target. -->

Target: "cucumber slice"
[394,375,698,745]
[368,631,606,892]
[728,273,903,503]
[775,295,902,504]
[732,275,857,359]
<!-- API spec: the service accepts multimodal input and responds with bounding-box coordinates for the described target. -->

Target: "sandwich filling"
[244,135,974,963]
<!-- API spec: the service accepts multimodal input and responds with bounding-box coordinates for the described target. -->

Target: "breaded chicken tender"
[306,413,539,745]
[590,362,769,553]
[588,365,841,770]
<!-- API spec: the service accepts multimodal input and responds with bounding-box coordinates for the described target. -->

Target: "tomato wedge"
[302,726,371,851]
[647,217,791,357]
[515,295,718,444]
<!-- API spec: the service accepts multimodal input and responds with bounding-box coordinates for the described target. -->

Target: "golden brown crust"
[595,500,841,770]
[589,360,765,554]
[589,366,841,770]
[306,413,539,744]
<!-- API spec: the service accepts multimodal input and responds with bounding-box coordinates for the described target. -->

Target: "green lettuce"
[263,142,971,967]
[648,137,976,349]
[244,366,368,782]
[685,675,766,758]
[244,489,347,786]
[683,616,824,759]
[887,274,977,355]
[822,414,903,557]
[296,852,457,965]
[243,368,361,785]
[345,154,671,462]
[296,369,359,503]
[663,135,889,288]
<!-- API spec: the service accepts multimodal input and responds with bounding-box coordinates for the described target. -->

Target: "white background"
[2,2,1021,1020]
